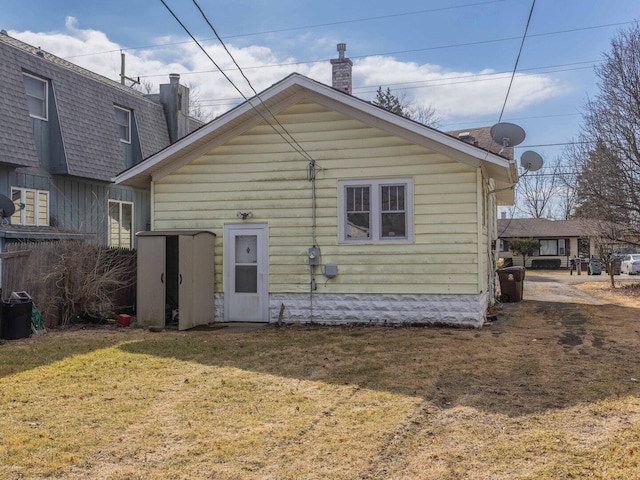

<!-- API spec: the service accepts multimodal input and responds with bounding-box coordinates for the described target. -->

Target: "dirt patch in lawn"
[1,281,640,479]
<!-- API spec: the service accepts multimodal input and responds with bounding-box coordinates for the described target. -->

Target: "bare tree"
[138,78,155,94]
[371,87,440,127]
[185,81,214,123]
[571,22,640,240]
[409,103,441,128]
[553,148,579,219]
[515,165,559,218]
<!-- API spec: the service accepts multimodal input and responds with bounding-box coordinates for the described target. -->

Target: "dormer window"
[114,106,131,143]
[23,73,48,120]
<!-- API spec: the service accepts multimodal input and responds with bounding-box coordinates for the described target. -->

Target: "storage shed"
[136,230,215,330]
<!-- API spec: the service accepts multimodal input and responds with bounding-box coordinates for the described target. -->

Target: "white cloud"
[9,19,566,123]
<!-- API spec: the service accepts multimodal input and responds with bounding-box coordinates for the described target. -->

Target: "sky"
[1,0,639,216]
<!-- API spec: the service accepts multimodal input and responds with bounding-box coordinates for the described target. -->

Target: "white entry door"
[224,223,268,322]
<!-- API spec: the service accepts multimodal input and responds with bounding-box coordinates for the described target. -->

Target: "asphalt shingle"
[0,32,171,181]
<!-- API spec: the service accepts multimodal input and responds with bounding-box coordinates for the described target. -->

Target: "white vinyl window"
[339,178,413,243]
[109,200,133,248]
[23,73,48,120]
[114,106,131,143]
[11,187,49,226]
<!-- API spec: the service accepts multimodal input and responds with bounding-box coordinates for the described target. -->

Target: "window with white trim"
[539,239,568,256]
[339,178,413,243]
[114,106,131,143]
[23,73,48,120]
[11,187,49,226]
[109,200,133,248]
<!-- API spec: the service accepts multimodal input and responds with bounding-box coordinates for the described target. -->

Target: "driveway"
[521,271,609,305]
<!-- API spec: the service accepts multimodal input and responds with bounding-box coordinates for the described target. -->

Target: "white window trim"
[338,177,413,243]
[11,187,49,226]
[23,72,48,121]
[114,106,132,144]
[109,200,134,249]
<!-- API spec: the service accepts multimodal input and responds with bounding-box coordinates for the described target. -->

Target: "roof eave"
[115,73,515,188]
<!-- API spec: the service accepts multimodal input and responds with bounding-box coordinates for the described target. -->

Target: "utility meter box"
[308,246,320,266]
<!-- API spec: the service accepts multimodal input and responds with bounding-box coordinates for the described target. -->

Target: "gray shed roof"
[0,31,171,181]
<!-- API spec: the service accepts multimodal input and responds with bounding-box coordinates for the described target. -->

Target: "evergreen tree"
[372,87,411,118]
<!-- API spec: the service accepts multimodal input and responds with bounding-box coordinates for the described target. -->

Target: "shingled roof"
[447,126,514,160]
[0,31,171,182]
[497,218,595,238]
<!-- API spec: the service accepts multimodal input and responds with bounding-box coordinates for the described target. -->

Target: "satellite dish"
[490,122,526,149]
[520,150,544,172]
[0,193,16,218]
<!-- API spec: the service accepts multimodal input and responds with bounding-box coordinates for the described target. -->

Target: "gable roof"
[0,31,170,181]
[115,73,518,201]
[498,218,594,238]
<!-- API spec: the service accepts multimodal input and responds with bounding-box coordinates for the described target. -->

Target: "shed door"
[178,233,215,330]
[224,224,268,322]
[136,235,165,328]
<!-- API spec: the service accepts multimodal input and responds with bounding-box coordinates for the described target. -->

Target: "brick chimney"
[331,43,352,94]
[159,73,190,143]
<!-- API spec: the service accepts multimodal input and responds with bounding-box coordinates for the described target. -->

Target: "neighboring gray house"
[0,30,201,253]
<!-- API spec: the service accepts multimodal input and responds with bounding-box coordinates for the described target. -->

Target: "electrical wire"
[498,0,536,123]
[65,0,511,59]
[64,11,633,62]
[190,0,314,163]
[158,0,315,164]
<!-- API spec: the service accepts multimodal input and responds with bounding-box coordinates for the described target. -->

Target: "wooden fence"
[1,241,136,327]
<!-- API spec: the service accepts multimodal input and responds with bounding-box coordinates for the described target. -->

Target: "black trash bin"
[1,300,33,340]
[498,266,526,302]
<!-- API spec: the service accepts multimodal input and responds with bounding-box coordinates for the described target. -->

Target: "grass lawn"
[1,285,640,479]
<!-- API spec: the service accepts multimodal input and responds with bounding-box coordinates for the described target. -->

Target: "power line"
[158,0,315,163]
[64,0,512,59]
[190,0,315,162]
[498,0,536,122]
[194,60,600,107]
[63,12,634,66]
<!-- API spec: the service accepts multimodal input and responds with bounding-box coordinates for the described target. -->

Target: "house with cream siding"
[116,63,518,327]
[497,218,636,269]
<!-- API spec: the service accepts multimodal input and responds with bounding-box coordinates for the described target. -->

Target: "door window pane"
[235,266,257,293]
[235,235,257,263]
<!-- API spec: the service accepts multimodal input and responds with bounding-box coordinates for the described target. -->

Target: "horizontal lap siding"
[153,100,479,295]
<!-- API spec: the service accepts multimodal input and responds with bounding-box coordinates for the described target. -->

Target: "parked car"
[620,254,640,275]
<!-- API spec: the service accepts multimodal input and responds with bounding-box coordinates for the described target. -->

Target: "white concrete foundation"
[215,292,488,327]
